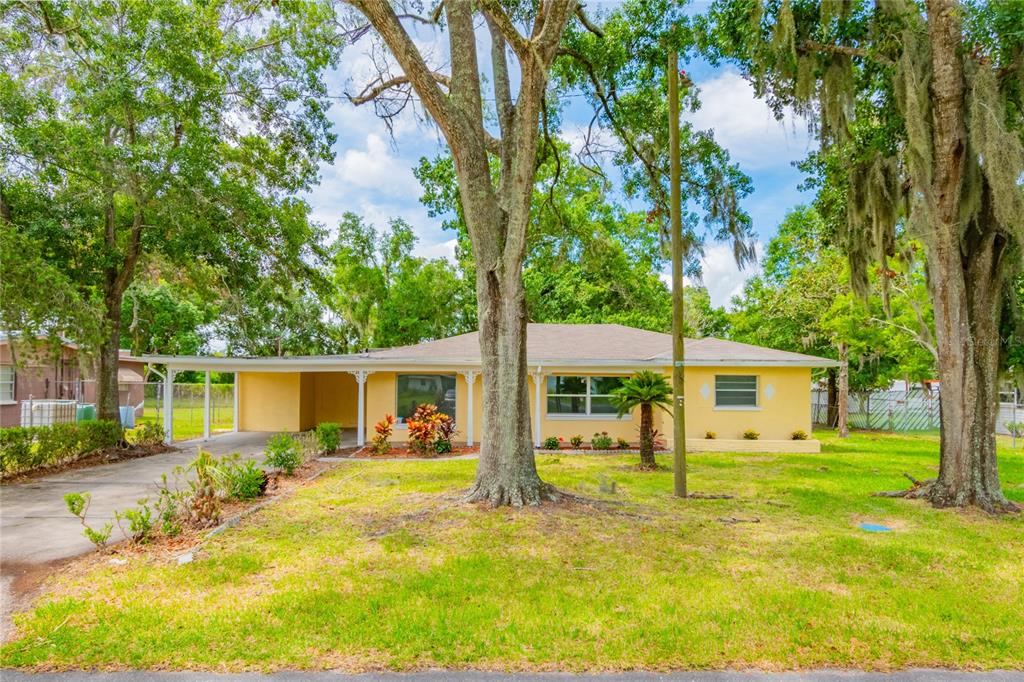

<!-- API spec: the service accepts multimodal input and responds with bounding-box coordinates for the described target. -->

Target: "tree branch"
[478,0,531,62]
[348,71,451,105]
[798,40,892,65]
[347,0,457,137]
[575,5,604,37]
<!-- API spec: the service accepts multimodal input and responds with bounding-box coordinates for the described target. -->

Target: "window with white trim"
[546,376,624,416]
[0,365,13,403]
[715,375,758,407]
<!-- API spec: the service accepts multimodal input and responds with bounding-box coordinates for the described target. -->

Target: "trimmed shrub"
[591,432,614,450]
[0,427,36,473]
[36,423,80,464]
[791,429,809,440]
[541,436,560,450]
[742,429,760,440]
[315,422,342,453]
[705,431,716,440]
[79,420,124,453]
[1,420,123,476]
[264,433,303,475]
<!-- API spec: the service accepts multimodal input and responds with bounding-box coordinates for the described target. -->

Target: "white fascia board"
[143,355,839,372]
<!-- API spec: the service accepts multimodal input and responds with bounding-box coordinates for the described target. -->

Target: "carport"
[144,355,377,446]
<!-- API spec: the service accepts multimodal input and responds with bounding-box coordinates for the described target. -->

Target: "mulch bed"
[0,443,175,485]
[540,447,671,454]
[353,445,480,458]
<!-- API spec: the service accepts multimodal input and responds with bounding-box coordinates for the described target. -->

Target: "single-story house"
[0,335,146,427]
[146,324,839,452]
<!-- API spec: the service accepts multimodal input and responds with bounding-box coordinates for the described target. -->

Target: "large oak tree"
[703,0,1023,512]
[339,0,754,505]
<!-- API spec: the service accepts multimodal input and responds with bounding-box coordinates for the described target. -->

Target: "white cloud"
[335,133,420,196]
[418,238,458,262]
[695,242,762,309]
[685,69,813,170]
[661,241,763,310]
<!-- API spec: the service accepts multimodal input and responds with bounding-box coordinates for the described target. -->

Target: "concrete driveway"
[0,431,286,639]
[1,431,276,566]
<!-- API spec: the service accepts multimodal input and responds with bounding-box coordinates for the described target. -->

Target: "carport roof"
[144,324,838,370]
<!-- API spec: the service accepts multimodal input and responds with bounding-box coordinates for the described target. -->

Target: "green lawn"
[138,409,233,442]
[4,431,1023,671]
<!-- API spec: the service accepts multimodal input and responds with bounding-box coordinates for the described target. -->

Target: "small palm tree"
[610,371,673,470]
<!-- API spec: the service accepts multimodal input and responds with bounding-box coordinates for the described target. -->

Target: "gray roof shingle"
[366,323,837,367]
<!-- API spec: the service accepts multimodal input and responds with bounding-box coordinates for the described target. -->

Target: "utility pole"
[668,50,687,498]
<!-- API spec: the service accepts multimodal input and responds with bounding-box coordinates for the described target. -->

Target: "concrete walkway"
[1,670,1021,681]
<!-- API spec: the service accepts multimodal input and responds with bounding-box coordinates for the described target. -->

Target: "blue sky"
[304,21,815,310]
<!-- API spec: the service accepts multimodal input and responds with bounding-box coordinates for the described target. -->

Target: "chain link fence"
[140,382,235,440]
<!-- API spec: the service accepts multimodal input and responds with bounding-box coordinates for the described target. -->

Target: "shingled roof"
[147,323,837,370]
[366,324,837,367]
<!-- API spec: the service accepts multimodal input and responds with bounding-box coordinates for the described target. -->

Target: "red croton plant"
[406,404,455,456]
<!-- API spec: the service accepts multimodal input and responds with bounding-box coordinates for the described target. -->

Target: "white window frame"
[546,375,630,420]
[0,364,14,404]
[714,374,760,411]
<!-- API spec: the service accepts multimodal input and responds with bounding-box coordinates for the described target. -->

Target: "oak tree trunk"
[96,287,124,423]
[923,0,1013,512]
[826,368,839,428]
[638,403,656,470]
[465,261,551,506]
[925,202,1011,512]
[349,0,577,506]
[837,343,849,438]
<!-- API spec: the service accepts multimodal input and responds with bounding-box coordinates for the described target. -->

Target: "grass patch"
[3,431,1023,671]
[138,410,232,442]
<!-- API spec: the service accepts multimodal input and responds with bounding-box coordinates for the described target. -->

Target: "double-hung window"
[395,374,456,423]
[547,376,625,417]
[714,375,758,408]
[0,365,13,403]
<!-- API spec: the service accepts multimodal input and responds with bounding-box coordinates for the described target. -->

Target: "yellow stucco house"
[147,323,838,452]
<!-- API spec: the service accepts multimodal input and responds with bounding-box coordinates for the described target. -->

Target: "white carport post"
[461,370,479,446]
[532,367,544,448]
[162,368,175,444]
[351,370,371,447]
[232,373,239,433]
[202,370,211,441]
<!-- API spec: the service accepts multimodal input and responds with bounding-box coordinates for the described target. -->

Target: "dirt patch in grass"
[0,443,175,485]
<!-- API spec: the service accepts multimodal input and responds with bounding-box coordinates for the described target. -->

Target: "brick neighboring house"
[0,335,146,427]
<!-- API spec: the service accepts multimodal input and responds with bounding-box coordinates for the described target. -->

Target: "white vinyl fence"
[812,388,1023,435]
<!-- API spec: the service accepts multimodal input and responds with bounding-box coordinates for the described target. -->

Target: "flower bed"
[354,445,479,459]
